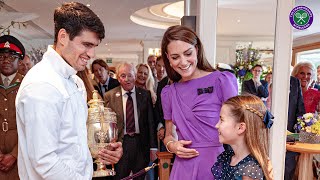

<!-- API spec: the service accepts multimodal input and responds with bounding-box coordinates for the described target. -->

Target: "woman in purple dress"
[161,25,238,179]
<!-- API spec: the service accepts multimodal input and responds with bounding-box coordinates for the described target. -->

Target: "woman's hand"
[168,140,199,159]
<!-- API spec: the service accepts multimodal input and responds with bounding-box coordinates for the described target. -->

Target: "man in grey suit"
[104,62,157,180]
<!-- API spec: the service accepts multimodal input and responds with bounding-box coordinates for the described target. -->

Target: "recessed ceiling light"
[105,43,108,46]
[237,19,241,23]
[86,4,90,7]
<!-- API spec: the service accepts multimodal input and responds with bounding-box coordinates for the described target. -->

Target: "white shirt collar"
[43,45,77,79]
[121,86,136,96]
[1,72,17,84]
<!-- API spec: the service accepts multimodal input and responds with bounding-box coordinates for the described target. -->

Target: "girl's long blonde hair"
[224,95,271,180]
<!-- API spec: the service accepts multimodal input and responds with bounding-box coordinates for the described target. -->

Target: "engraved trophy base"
[93,169,116,177]
[93,159,116,177]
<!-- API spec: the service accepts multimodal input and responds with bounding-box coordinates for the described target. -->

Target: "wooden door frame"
[292,42,320,66]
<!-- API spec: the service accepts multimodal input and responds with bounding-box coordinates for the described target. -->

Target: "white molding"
[197,0,218,66]
[271,0,294,179]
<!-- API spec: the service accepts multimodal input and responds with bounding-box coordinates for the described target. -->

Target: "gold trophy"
[87,90,118,177]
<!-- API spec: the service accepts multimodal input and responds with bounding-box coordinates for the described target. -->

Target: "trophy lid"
[88,90,104,106]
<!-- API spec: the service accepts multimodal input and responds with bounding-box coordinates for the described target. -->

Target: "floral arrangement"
[234,44,262,80]
[294,113,320,135]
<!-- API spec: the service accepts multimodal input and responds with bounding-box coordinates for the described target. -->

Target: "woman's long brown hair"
[161,25,214,82]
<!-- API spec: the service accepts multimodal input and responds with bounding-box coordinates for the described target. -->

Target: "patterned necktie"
[126,91,135,135]
[3,77,9,87]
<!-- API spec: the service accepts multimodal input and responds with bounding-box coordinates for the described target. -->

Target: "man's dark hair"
[252,64,262,70]
[54,2,105,44]
[91,59,109,73]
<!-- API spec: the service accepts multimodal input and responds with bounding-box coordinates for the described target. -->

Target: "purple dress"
[161,71,238,180]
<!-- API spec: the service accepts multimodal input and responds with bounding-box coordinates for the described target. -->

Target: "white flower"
[248,65,252,70]
[306,126,312,133]
[305,118,311,123]
[303,113,314,119]
[115,92,121,97]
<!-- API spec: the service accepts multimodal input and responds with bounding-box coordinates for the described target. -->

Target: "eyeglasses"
[0,54,19,62]
[253,70,262,73]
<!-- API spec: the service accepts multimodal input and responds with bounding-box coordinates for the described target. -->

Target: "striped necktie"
[3,77,9,87]
[126,91,135,135]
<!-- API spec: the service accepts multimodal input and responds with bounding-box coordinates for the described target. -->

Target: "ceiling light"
[86,4,90,7]
[163,1,184,18]
[237,19,241,23]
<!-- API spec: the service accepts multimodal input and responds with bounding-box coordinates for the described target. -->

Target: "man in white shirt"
[15,2,122,179]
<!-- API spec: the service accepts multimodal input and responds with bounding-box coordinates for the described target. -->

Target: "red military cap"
[0,35,25,60]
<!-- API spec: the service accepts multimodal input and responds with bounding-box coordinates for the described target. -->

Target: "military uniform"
[0,73,23,180]
[0,35,25,180]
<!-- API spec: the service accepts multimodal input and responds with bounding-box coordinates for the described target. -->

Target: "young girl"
[212,95,274,180]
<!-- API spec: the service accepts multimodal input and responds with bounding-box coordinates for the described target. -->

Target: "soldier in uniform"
[0,35,25,180]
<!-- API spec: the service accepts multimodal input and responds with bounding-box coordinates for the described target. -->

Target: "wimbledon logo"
[289,6,313,30]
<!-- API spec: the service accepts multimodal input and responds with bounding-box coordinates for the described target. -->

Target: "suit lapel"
[249,79,257,93]
[0,73,22,96]
[135,87,143,130]
[0,77,5,97]
[113,86,124,139]
[7,74,22,93]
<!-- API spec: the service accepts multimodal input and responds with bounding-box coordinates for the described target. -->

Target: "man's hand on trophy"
[98,142,123,165]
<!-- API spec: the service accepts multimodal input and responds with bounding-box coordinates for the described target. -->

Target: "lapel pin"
[115,92,121,97]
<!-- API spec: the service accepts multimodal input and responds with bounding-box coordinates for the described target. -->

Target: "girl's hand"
[169,140,199,159]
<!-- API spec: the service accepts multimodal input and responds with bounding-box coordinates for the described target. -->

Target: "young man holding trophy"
[15,2,122,179]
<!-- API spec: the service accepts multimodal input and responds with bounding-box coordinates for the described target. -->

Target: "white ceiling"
[0,0,318,62]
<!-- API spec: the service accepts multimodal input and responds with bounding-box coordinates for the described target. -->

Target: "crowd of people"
[2,1,319,180]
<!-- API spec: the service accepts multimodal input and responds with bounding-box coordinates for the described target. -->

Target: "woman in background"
[292,61,320,113]
[135,63,157,104]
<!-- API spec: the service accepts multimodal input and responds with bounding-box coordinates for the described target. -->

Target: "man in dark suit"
[242,64,269,104]
[92,59,120,97]
[104,62,157,180]
[154,76,170,152]
[285,76,305,180]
